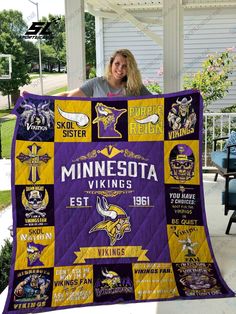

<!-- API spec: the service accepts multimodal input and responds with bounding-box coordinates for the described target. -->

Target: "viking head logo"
[93,103,127,138]
[169,144,195,182]
[89,197,131,246]
[27,242,47,266]
[176,97,192,117]
[101,269,121,288]
[167,96,196,131]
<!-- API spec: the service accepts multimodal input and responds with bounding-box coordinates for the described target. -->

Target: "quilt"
[3,89,234,314]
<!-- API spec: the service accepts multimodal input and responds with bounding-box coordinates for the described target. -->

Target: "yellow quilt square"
[128,98,164,141]
[164,140,200,185]
[167,225,213,263]
[52,265,93,307]
[15,226,55,270]
[54,99,91,142]
[132,263,179,300]
[15,140,54,185]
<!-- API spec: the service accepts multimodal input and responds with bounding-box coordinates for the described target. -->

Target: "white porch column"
[65,0,86,89]
[163,0,184,93]
[95,16,104,77]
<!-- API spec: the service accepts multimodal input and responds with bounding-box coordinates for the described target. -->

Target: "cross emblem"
[16,143,51,183]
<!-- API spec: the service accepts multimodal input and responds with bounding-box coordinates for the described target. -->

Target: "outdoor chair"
[211,136,236,182]
[211,135,236,233]
[222,173,236,234]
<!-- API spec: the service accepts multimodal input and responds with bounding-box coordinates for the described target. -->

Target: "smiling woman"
[56,49,152,98]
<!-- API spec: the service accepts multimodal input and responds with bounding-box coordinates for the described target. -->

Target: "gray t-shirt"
[80,77,152,97]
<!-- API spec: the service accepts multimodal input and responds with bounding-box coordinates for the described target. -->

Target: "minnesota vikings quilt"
[4,90,234,314]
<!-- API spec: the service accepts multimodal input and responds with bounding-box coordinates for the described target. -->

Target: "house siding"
[103,11,163,86]
[100,8,236,111]
[184,8,236,111]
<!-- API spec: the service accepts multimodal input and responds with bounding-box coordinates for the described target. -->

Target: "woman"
[58,49,152,97]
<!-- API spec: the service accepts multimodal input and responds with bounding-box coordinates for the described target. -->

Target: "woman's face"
[111,54,128,81]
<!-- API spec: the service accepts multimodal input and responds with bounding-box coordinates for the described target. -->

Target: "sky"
[0,0,65,25]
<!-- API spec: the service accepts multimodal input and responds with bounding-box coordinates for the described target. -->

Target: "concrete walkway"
[0,159,12,249]
[0,205,12,249]
[0,159,11,191]
[0,74,67,109]
[0,114,16,122]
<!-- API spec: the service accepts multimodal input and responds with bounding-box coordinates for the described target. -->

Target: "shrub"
[184,50,235,110]
[88,66,96,79]
[0,239,13,293]
[143,79,162,94]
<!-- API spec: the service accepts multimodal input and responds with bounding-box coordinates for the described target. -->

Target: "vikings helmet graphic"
[89,197,131,246]
[101,269,121,288]
[169,144,195,182]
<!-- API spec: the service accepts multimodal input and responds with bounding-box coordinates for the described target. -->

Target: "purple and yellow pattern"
[3,90,234,314]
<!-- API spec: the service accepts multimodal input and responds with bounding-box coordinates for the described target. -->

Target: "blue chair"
[222,173,236,234]
[211,136,236,182]
[211,137,236,233]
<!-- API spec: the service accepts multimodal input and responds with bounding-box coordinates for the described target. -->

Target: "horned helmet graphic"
[101,268,121,288]
[89,196,131,246]
[176,97,192,117]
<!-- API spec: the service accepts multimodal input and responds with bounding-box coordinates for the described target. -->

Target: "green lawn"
[0,190,11,211]
[46,86,67,95]
[1,119,16,158]
[0,85,67,160]
[0,109,12,118]
[29,72,66,79]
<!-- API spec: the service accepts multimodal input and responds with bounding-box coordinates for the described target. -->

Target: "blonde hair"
[104,49,143,96]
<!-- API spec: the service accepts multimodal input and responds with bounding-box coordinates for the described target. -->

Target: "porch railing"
[203,112,236,170]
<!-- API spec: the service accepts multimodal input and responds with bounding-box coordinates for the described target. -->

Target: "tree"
[42,15,66,72]
[41,43,57,72]
[184,50,235,110]
[22,41,39,72]
[0,239,12,293]
[0,10,31,107]
[0,9,27,38]
[39,13,95,74]
[85,12,96,67]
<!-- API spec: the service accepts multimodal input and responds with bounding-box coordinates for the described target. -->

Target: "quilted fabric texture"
[224,130,236,154]
[3,90,234,314]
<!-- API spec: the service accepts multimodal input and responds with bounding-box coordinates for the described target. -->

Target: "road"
[0,73,67,109]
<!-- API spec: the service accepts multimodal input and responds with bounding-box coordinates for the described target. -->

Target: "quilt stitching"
[3,91,234,314]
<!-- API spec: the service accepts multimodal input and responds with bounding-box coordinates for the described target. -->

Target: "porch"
[64,0,236,112]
